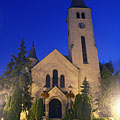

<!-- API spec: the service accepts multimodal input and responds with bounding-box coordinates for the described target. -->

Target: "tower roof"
[70,0,88,8]
[28,41,38,59]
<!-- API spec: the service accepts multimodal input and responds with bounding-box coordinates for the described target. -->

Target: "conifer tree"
[73,93,91,120]
[82,95,91,120]
[2,38,33,117]
[81,77,90,95]
[2,58,15,89]
[74,94,83,119]
[80,77,91,120]
[3,82,22,120]
[12,38,32,111]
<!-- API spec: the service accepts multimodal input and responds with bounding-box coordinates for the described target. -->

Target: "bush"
[27,98,44,120]
[63,94,92,120]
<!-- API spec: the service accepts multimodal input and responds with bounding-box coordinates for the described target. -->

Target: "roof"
[28,41,38,59]
[32,49,79,71]
[70,0,88,8]
[47,86,67,95]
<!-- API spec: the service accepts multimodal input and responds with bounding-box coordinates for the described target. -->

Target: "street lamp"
[68,85,73,92]
[43,85,47,92]
[66,85,75,111]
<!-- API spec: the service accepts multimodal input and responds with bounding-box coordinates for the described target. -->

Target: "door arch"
[49,99,62,118]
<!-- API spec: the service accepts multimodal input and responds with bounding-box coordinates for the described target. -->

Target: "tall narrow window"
[60,75,65,88]
[81,36,88,64]
[53,70,58,87]
[81,12,85,19]
[46,75,50,88]
[76,12,80,18]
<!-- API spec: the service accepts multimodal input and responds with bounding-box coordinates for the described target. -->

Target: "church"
[28,0,100,119]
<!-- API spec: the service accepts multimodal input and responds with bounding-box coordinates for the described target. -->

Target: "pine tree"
[21,71,33,110]
[2,38,33,117]
[74,94,83,119]
[3,82,22,120]
[81,77,90,95]
[80,77,91,120]
[82,95,91,120]
[2,58,15,89]
[12,38,33,111]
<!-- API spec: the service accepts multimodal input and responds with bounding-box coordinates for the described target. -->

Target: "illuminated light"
[1,118,4,120]
[112,99,120,119]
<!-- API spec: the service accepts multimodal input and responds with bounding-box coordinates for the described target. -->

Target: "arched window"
[60,75,65,88]
[53,70,58,87]
[46,75,50,88]
[81,36,88,64]
[81,12,85,19]
[76,12,80,18]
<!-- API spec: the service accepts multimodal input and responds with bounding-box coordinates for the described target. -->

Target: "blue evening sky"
[0,0,120,75]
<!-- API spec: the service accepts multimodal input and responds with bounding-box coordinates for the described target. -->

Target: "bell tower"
[67,0,100,96]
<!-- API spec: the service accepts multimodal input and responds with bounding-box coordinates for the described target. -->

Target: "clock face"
[78,23,85,29]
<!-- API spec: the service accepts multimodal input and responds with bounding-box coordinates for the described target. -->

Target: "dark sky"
[0,0,120,75]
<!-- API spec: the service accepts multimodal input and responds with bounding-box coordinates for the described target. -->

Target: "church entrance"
[49,99,62,118]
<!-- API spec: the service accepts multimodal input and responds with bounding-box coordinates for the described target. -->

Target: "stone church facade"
[28,0,101,119]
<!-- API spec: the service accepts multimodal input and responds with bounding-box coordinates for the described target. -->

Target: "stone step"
[48,118,62,120]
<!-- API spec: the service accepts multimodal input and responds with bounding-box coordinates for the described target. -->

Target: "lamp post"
[68,85,73,111]
[68,85,73,92]
[66,85,75,111]
[41,85,49,117]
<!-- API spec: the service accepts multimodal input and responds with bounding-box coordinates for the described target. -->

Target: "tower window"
[53,70,58,87]
[81,12,85,19]
[60,75,65,88]
[46,75,50,88]
[76,12,80,18]
[81,36,88,64]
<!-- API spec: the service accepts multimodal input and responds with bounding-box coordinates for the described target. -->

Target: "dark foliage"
[81,77,90,95]
[27,98,44,120]
[3,82,22,120]
[2,38,33,118]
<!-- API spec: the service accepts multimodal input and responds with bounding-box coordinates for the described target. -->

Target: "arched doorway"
[49,99,62,118]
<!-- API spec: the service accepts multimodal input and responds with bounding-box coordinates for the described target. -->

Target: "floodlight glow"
[115,102,120,116]
[1,118,4,120]
[112,99,120,119]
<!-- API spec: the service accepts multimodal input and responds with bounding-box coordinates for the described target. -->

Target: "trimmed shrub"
[27,98,44,120]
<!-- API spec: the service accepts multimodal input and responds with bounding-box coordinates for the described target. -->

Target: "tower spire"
[29,41,38,59]
[70,0,88,8]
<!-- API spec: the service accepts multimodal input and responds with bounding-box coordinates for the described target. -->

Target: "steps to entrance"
[48,118,62,120]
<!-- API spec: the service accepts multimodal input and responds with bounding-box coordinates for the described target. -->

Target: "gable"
[31,49,79,99]
[31,49,78,72]
[48,86,66,97]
